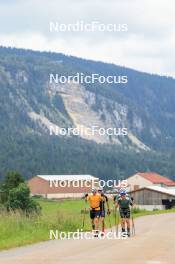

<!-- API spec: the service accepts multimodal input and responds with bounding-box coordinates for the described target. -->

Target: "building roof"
[147,186,175,195]
[130,185,175,197]
[137,172,175,186]
[37,175,99,181]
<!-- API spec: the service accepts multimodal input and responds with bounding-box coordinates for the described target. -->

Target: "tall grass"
[0,199,175,250]
[0,200,85,250]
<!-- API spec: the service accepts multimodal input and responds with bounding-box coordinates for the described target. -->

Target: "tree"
[0,171,41,214]
[4,171,24,189]
[6,183,41,214]
[0,171,24,203]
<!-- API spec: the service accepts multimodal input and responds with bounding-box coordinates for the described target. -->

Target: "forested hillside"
[0,47,175,180]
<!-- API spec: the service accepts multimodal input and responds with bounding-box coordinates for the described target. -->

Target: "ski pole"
[117,208,120,235]
[131,209,135,236]
[107,211,112,232]
[82,202,87,229]
[114,206,117,230]
[115,207,119,235]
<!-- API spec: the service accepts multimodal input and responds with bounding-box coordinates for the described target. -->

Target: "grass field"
[0,198,175,250]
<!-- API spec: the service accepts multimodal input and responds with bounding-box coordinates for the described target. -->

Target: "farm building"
[28,175,99,199]
[127,172,175,191]
[130,186,175,210]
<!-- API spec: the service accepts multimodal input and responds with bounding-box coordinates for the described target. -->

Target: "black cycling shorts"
[119,208,130,218]
[99,210,105,218]
[90,210,101,219]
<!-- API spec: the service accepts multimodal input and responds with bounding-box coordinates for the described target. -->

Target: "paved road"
[0,213,175,264]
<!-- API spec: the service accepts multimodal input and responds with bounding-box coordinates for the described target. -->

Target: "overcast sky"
[0,0,174,77]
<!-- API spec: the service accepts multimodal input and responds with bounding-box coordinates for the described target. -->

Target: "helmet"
[92,188,97,193]
[120,189,126,196]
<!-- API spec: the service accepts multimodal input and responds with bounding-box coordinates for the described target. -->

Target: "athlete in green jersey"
[115,189,134,236]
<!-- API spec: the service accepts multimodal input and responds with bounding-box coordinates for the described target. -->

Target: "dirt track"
[0,213,175,264]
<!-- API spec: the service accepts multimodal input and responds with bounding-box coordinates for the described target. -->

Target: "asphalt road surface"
[0,213,175,264]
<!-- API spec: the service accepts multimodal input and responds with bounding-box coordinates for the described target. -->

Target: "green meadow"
[0,198,175,250]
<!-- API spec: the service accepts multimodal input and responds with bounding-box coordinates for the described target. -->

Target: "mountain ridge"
[0,46,175,180]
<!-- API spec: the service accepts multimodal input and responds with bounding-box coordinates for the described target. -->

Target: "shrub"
[0,171,24,203]
[132,207,145,214]
[6,183,41,215]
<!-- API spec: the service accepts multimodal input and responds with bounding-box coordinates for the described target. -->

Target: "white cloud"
[0,0,174,77]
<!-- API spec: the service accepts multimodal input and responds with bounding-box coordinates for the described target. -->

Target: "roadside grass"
[0,199,84,250]
[131,207,175,218]
[0,198,175,250]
